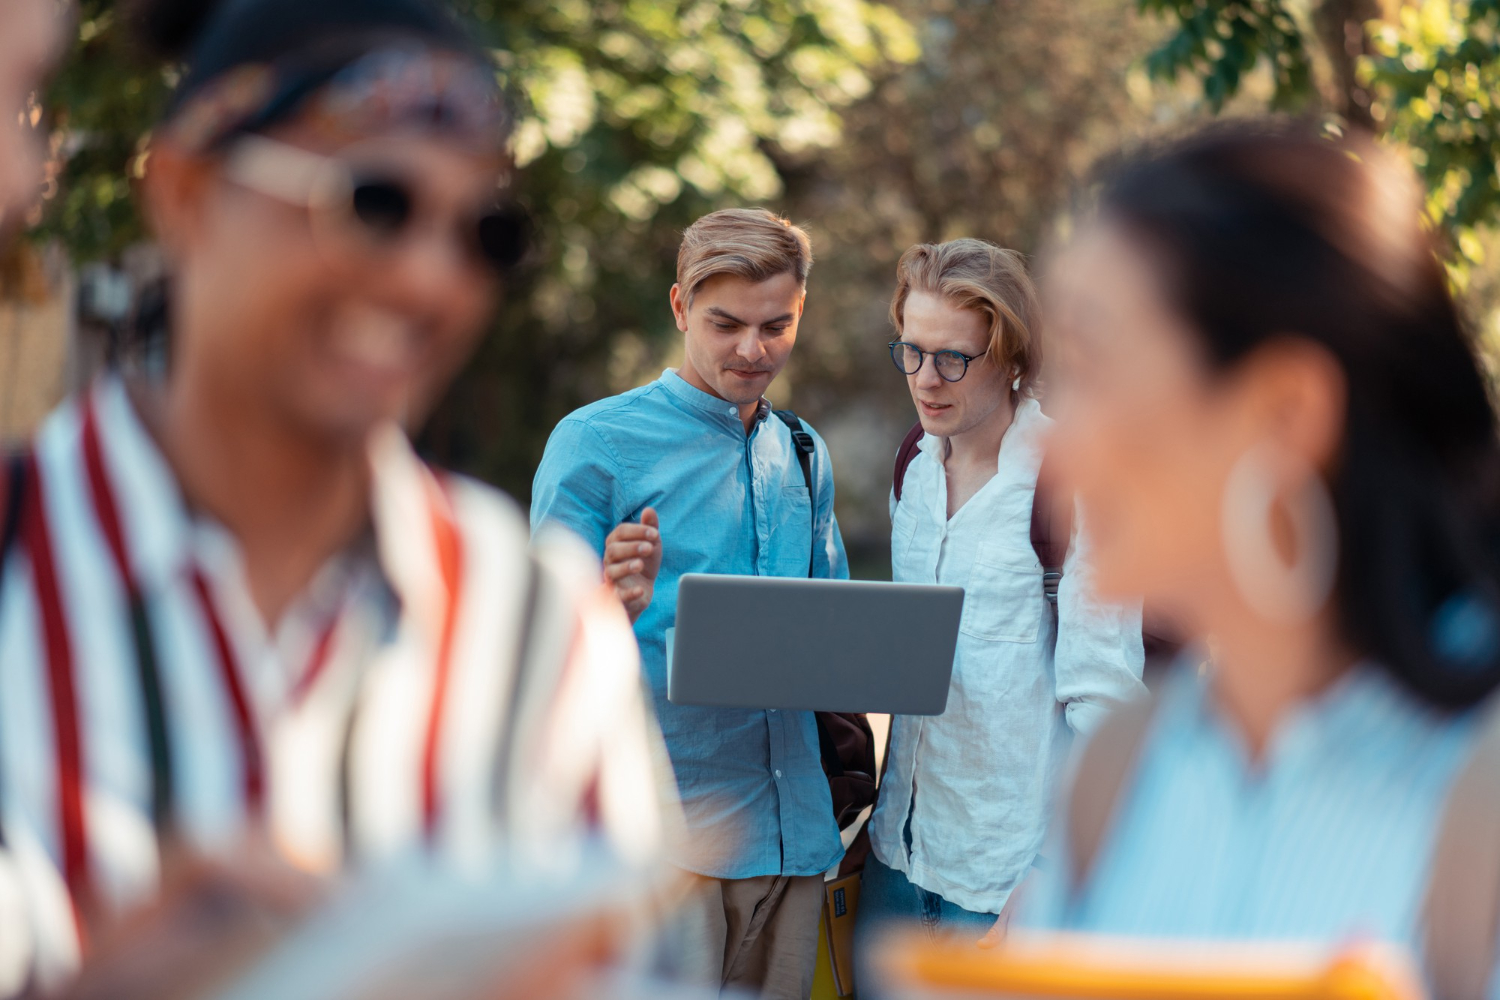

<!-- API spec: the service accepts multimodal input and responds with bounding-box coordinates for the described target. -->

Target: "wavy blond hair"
[890,239,1041,395]
[676,208,813,301]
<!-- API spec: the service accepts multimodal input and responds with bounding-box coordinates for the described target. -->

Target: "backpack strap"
[1030,453,1075,608]
[1422,695,1500,1000]
[0,451,25,568]
[891,421,925,503]
[773,410,817,577]
[772,411,879,832]
[1067,697,1155,897]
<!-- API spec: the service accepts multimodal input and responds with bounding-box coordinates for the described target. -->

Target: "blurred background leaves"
[26,0,1500,573]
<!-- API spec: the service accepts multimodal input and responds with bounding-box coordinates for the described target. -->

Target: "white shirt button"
[768,708,777,713]
[774,769,783,779]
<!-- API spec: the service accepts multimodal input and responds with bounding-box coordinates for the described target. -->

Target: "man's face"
[900,290,1010,439]
[671,271,805,409]
[0,0,65,242]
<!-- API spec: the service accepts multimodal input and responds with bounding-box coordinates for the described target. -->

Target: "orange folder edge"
[874,929,1427,1000]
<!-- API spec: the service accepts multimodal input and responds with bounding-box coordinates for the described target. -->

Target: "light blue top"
[1022,661,1496,989]
[530,369,849,879]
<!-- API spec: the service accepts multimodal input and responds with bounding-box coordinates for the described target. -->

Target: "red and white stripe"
[0,379,667,995]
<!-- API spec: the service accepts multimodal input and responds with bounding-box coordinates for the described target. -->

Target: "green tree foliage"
[1369,1,1500,250]
[1137,0,1315,112]
[35,0,917,496]
[775,0,1170,549]
[36,4,173,261]
[1132,0,1500,264]
[433,0,917,494]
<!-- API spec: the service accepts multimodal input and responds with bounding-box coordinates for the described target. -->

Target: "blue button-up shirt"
[531,369,849,879]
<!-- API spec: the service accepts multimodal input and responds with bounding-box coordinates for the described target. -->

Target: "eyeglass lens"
[476,206,530,271]
[351,179,413,236]
[890,342,969,382]
[346,176,530,272]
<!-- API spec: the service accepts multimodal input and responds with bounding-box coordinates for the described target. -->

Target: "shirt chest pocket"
[960,542,1044,643]
[773,485,814,577]
[890,499,920,571]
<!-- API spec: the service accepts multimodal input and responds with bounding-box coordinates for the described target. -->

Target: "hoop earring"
[1220,444,1338,624]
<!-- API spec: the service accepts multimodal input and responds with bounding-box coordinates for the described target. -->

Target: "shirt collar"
[89,376,195,592]
[658,368,771,431]
[916,393,1050,467]
[90,376,410,624]
[367,423,453,636]
[1175,658,1445,772]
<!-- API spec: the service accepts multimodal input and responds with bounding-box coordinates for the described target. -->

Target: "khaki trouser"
[687,872,826,999]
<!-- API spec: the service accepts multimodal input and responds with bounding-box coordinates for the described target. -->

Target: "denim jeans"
[855,852,996,998]
[858,851,996,936]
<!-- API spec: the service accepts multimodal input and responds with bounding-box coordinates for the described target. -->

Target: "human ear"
[139,142,218,265]
[1237,337,1348,473]
[669,283,690,334]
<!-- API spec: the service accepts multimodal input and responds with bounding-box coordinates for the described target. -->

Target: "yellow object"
[811,908,841,1000]
[875,930,1427,1000]
[813,874,864,998]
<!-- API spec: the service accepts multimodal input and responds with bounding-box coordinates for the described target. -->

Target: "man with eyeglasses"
[532,208,848,1000]
[856,240,1144,957]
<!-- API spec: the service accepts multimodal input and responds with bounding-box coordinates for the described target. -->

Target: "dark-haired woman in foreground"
[1021,124,1500,996]
[0,0,666,992]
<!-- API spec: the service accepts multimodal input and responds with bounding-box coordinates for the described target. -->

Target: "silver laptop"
[668,574,963,715]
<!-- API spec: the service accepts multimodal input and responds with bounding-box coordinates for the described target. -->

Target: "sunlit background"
[4,0,1499,579]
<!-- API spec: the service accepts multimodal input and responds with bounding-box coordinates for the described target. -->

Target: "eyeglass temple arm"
[221,134,345,210]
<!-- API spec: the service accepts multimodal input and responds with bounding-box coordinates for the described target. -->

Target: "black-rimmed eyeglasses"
[888,341,982,383]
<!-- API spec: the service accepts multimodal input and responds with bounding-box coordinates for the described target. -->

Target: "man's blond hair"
[676,208,813,301]
[890,239,1042,395]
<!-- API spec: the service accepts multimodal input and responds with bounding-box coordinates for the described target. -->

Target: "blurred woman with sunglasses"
[1022,123,1500,996]
[0,0,666,992]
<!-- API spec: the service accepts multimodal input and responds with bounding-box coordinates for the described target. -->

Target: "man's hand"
[603,508,661,624]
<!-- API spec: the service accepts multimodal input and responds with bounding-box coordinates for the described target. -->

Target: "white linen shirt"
[869,396,1146,914]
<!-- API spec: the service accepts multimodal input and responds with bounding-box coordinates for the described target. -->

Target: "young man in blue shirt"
[532,208,848,999]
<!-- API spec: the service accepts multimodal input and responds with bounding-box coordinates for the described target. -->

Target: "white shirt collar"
[85,376,434,631]
[915,393,1051,471]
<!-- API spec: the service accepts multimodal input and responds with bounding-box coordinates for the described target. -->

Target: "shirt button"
[774,769,783,778]
[768,708,777,713]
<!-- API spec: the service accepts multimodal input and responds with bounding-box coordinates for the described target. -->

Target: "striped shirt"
[1021,660,1494,988]
[0,378,669,995]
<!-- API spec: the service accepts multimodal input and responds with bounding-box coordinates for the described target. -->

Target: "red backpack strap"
[891,422,926,502]
[1030,452,1075,605]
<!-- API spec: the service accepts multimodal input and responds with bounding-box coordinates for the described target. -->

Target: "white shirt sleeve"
[1054,506,1147,736]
